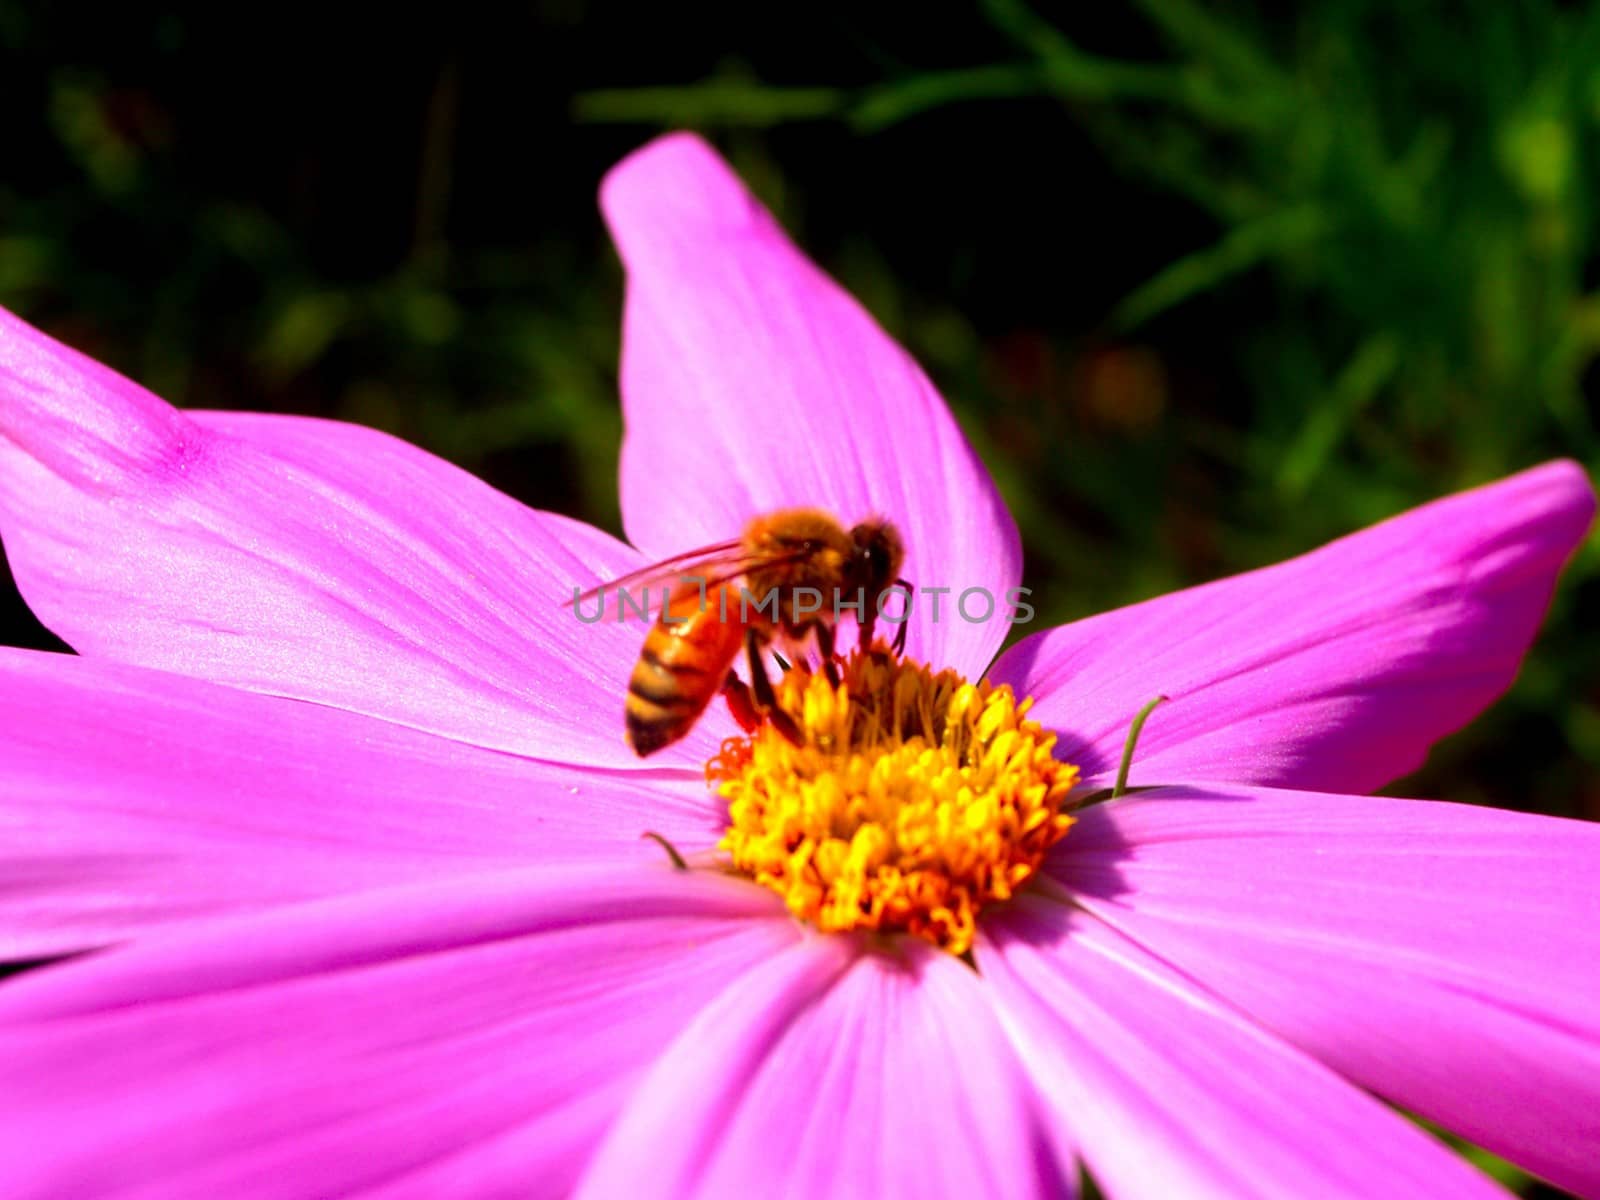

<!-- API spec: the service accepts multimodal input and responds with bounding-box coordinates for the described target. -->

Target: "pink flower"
[1,132,1597,1199]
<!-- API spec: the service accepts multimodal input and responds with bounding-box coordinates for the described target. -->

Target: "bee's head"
[846,520,904,597]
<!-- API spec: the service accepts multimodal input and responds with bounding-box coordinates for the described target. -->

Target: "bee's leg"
[890,578,913,656]
[814,623,841,688]
[720,671,762,733]
[746,629,804,746]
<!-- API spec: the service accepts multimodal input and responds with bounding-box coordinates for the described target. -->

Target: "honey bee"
[571,509,907,757]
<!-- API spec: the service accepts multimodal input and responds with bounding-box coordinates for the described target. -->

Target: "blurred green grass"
[1,3,1595,1193]
[2,3,1594,828]
[4,4,1596,770]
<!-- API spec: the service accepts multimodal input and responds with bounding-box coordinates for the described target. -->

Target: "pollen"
[708,647,1078,956]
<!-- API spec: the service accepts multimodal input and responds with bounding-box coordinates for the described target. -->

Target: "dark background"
[1,5,1595,1191]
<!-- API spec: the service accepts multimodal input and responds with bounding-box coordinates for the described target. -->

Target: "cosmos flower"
[1,133,1597,1200]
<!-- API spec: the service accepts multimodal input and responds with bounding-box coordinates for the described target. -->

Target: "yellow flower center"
[708,647,1078,955]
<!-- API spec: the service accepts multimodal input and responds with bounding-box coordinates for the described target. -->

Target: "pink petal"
[1048,786,1600,1197]
[990,461,1594,790]
[601,133,1022,678]
[0,307,732,768]
[0,865,797,1199]
[577,936,1065,1199]
[0,647,725,959]
[979,899,1513,1200]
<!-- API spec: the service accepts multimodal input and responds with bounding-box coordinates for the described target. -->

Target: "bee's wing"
[563,538,742,607]
[564,539,808,611]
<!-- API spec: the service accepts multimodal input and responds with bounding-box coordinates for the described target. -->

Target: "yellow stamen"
[708,647,1078,955]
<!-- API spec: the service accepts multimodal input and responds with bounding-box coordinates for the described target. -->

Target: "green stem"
[1112,695,1168,798]
[642,831,688,871]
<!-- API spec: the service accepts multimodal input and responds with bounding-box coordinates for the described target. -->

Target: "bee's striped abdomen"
[625,582,746,756]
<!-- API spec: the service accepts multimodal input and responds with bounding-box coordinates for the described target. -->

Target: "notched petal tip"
[995,457,1598,795]
[599,131,770,248]
[1513,456,1595,542]
[0,305,193,488]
